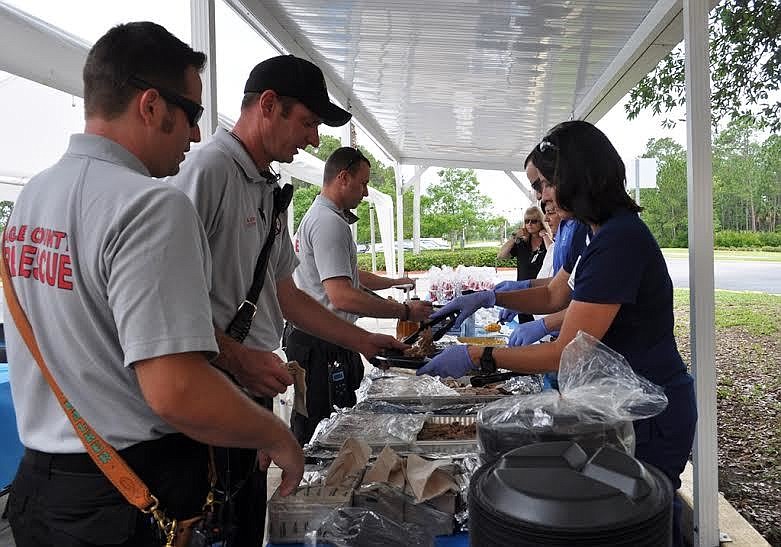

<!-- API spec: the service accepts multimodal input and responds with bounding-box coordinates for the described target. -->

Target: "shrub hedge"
[357,247,515,271]
[713,230,781,249]
[357,232,781,272]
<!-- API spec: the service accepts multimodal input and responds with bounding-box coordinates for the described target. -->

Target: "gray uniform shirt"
[170,128,298,350]
[3,134,218,452]
[293,195,359,325]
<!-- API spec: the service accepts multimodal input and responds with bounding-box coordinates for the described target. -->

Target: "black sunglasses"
[127,75,204,128]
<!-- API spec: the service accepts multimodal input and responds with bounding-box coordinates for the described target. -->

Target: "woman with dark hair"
[420,120,697,547]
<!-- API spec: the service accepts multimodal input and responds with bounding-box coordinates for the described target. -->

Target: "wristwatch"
[479,346,497,373]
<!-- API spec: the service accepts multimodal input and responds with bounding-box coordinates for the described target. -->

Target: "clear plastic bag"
[304,507,434,547]
[366,375,459,400]
[477,332,668,462]
[309,409,428,448]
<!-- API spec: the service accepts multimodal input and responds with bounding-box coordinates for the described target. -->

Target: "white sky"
[1,0,688,220]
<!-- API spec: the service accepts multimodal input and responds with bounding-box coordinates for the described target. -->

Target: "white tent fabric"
[0,3,87,96]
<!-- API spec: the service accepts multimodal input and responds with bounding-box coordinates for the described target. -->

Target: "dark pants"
[213,396,272,547]
[7,434,208,547]
[283,325,364,446]
[634,374,698,547]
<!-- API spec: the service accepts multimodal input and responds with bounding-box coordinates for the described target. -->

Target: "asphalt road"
[665,257,781,294]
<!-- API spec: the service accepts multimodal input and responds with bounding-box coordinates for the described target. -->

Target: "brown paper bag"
[325,438,371,486]
[363,446,406,489]
[405,454,457,503]
[287,361,308,417]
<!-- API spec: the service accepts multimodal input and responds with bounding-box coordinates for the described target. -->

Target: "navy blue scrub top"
[571,209,686,385]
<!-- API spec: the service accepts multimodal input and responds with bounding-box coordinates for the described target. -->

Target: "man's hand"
[396,276,416,288]
[234,349,294,398]
[406,299,434,322]
[356,333,408,359]
[264,431,304,497]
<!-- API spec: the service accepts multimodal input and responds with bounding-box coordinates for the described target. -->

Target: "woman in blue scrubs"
[420,120,697,546]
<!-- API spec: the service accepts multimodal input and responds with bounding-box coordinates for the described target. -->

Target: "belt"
[22,433,198,474]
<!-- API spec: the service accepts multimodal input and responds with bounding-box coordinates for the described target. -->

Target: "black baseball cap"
[244,55,352,127]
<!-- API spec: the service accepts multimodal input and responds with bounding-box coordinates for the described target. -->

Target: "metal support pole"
[394,163,405,275]
[684,0,719,545]
[413,172,421,254]
[190,0,217,137]
[369,204,377,272]
[635,158,641,206]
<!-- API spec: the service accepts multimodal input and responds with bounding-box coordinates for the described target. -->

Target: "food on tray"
[403,327,436,358]
[456,336,507,346]
[442,379,504,396]
[484,322,501,332]
[417,421,476,441]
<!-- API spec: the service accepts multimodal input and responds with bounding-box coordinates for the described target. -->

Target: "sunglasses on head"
[127,75,204,128]
[344,148,368,172]
[538,139,558,154]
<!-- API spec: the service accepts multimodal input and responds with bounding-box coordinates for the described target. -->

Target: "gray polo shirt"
[170,128,298,350]
[293,194,359,325]
[4,134,217,452]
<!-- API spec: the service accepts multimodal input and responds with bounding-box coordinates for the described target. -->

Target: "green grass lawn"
[467,241,781,262]
[662,248,781,262]
[673,289,781,336]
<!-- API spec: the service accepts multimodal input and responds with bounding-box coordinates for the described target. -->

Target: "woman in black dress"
[498,205,550,281]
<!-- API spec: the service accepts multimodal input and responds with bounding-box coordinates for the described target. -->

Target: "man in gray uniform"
[170,55,405,545]
[288,147,433,444]
[3,23,303,547]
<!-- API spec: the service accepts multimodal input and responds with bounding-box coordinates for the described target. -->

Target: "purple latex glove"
[508,318,550,347]
[494,279,531,293]
[417,345,478,379]
[429,290,496,329]
[498,308,518,323]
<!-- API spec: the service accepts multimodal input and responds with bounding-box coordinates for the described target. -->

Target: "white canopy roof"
[227,0,690,170]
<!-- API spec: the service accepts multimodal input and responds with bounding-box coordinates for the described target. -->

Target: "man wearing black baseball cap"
[170,55,404,545]
[244,54,351,127]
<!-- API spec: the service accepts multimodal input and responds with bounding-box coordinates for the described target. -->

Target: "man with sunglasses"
[3,23,305,547]
[169,55,406,545]
[287,147,434,445]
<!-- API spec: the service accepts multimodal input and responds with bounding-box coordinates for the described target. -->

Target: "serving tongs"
[401,311,459,346]
[470,370,522,387]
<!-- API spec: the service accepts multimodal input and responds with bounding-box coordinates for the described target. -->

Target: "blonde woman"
[498,205,551,281]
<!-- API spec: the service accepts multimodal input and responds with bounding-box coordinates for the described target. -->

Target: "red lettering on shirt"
[3,224,74,291]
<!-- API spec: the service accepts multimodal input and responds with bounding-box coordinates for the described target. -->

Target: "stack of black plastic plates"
[477,405,635,464]
[469,441,673,546]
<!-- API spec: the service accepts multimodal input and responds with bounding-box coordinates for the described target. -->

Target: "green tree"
[626,0,781,132]
[420,168,494,246]
[640,138,689,246]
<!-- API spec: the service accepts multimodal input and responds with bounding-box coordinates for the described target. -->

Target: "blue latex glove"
[429,290,496,329]
[498,308,518,323]
[417,345,478,379]
[494,279,531,293]
[508,318,550,347]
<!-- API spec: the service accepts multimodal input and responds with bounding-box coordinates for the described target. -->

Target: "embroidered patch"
[246,215,257,227]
